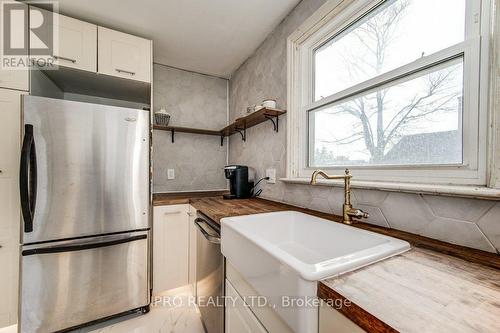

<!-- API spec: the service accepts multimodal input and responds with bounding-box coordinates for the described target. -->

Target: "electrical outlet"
[167,169,175,180]
[266,168,276,184]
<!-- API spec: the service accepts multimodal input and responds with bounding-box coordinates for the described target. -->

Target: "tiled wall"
[228,0,500,253]
[153,64,228,192]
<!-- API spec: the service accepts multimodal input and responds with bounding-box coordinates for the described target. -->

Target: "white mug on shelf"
[262,99,277,109]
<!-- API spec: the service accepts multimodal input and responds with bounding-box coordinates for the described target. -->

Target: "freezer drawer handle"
[194,218,220,244]
[20,124,37,233]
[21,234,147,256]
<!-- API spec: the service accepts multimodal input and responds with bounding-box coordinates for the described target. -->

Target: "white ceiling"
[55,0,301,78]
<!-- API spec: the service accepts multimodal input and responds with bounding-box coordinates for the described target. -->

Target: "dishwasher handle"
[194,218,221,244]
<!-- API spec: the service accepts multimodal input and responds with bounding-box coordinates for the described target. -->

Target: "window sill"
[280,178,500,200]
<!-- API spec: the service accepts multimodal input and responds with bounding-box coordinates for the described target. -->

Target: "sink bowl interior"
[246,212,390,264]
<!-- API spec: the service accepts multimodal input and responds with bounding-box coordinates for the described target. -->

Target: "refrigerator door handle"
[22,234,147,256]
[20,124,37,233]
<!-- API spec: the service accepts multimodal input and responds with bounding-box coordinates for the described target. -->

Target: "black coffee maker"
[223,165,254,199]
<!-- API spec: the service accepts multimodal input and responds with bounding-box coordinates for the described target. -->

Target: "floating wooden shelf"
[221,108,286,137]
[153,125,221,143]
[153,107,286,145]
[153,125,220,136]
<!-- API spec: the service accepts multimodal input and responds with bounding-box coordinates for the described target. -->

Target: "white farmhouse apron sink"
[221,211,410,333]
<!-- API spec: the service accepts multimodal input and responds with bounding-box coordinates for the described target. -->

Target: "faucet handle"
[352,209,369,219]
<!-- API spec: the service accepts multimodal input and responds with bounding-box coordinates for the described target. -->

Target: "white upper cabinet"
[31,9,97,72]
[0,2,28,91]
[53,13,97,72]
[98,26,151,83]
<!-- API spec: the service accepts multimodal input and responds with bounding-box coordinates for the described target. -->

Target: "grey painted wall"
[153,64,228,192]
[228,0,500,253]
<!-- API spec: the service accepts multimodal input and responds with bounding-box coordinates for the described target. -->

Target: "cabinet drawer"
[98,26,151,83]
[226,280,267,333]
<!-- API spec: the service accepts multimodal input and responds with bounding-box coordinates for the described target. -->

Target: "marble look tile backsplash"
[153,64,228,192]
[228,0,500,253]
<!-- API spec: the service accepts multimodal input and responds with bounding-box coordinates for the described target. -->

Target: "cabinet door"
[0,89,23,328]
[188,205,197,294]
[319,300,366,333]
[0,3,28,91]
[152,204,189,294]
[0,70,29,92]
[30,9,97,72]
[53,13,97,71]
[98,26,151,83]
[225,280,267,333]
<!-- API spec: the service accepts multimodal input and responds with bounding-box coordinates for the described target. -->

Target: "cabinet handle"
[164,211,182,215]
[53,55,77,63]
[116,68,135,76]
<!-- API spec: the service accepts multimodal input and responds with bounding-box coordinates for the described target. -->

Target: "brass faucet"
[310,169,369,225]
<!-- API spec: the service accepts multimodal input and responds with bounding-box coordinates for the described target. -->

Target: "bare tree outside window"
[311,0,465,167]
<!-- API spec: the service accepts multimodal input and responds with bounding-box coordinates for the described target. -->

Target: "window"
[310,58,464,167]
[288,0,488,185]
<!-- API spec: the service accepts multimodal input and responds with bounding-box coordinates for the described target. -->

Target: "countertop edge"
[152,190,228,206]
[317,282,398,333]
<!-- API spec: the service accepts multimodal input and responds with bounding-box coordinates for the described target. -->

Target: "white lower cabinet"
[225,262,365,333]
[319,301,365,333]
[153,204,189,293]
[225,280,267,333]
[0,88,23,328]
[225,262,294,333]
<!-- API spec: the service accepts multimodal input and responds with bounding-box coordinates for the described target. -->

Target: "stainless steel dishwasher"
[195,212,224,333]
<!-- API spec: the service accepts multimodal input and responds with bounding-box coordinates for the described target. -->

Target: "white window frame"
[286,0,494,189]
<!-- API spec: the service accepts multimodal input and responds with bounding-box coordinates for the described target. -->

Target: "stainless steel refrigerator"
[19,96,151,333]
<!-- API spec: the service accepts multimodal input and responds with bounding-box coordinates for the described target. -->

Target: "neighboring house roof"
[383,130,462,164]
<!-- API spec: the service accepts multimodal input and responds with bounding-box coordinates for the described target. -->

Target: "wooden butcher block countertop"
[156,195,500,333]
[152,191,228,206]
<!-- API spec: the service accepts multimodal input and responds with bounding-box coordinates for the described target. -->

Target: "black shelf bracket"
[220,134,225,146]
[171,129,175,143]
[265,114,280,132]
[235,126,246,142]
